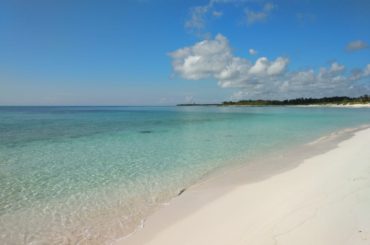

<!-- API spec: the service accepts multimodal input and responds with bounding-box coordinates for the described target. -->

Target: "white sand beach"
[118,127,370,245]
[295,103,370,108]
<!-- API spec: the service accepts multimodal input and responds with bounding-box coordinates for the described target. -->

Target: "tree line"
[222,95,370,106]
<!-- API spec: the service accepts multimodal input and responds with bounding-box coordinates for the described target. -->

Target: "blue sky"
[0,0,369,105]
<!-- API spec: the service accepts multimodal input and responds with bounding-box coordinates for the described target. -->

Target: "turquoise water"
[1,106,370,244]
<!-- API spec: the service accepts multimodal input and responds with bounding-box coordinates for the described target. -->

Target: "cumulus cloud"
[346,40,368,52]
[248,48,257,55]
[170,34,287,84]
[245,2,276,25]
[170,34,370,99]
[267,57,289,75]
[170,34,232,80]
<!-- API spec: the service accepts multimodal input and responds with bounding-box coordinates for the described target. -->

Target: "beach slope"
[119,128,370,245]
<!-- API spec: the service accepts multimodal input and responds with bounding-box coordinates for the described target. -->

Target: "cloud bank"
[170,34,370,99]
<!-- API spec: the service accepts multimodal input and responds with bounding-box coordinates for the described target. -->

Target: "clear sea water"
[1,106,370,244]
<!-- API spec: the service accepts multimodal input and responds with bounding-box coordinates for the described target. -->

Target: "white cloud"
[246,2,276,25]
[346,40,368,52]
[185,0,229,34]
[185,0,265,34]
[330,62,345,73]
[364,64,370,77]
[185,5,210,32]
[248,48,257,55]
[170,34,370,99]
[212,10,223,17]
[170,34,233,80]
[249,57,269,75]
[267,57,289,75]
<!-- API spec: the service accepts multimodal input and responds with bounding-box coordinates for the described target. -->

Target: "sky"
[0,0,369,105]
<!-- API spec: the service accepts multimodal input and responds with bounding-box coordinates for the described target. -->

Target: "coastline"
[177,103,370,108]
[117,125,370,245]
[292,104,370,108]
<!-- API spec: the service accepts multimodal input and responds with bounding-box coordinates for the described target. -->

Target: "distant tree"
[220,95,370,106]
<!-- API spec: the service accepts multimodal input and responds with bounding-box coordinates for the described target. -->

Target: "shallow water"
[1,106,370,244]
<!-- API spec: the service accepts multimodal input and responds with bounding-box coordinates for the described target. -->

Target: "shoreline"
[177,103,370,108]
[117,125,370,245]
[291,104,370,108]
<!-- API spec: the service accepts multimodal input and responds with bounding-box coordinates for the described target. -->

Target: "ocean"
[1,106,370,244]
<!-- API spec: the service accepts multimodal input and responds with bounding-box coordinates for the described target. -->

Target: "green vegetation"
[177,95,370,106]
[222,95,370,106]
[177,103,220,106]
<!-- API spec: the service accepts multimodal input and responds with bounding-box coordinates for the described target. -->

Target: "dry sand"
[295,103,370,108]
[117,128,370,245]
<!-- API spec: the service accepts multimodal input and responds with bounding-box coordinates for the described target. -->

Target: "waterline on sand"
[119,125,370,245]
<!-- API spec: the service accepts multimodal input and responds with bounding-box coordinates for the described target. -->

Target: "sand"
[295,103,370,108]
[117,128,370,245]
